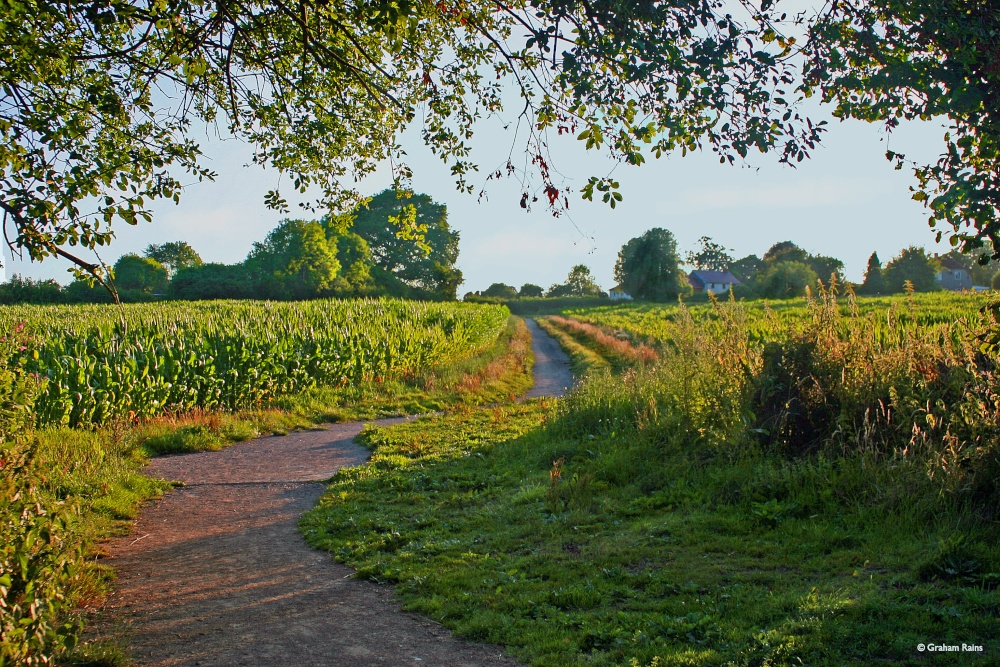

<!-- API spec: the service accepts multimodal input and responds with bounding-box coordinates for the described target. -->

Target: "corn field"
[563,290,991,346]
[0,298,508,428]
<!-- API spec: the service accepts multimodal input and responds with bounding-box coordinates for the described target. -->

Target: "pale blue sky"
[4,103,951,293]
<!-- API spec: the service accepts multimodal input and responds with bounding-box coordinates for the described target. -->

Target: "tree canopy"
[348,190,462,300]
[884,246,940,293]
[757,261,820,299]
[615,228,686,301]
[113,254,169,295]
[518,283,544,298]
[144,242,204,277]
[4,0,999,283]
[859,252,887,296]
[686,236,733,272]
[482,283,519,299]
[761,242,844,285]
[548,265,604,298]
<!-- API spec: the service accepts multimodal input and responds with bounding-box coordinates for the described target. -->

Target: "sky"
[3,98,952,293]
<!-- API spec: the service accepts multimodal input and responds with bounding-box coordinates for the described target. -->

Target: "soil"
[94,322,571,666]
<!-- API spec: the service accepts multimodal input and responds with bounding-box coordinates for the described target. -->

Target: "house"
[688,270,741,295]
[935,257,973,291]
[609,285,633,300]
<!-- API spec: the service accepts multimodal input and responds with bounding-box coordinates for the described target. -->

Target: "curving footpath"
[97,320,571,666]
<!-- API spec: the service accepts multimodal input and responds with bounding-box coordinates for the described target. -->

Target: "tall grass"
[560,288,1000,510]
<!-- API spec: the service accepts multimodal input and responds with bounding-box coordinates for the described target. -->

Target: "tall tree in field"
[763,242,810,266]
[615,228,685,301]
[330,233,375,296]
[860,252,887,295]
[144,242,203,277]
[809,255,846,286]
[482,283,518,299]
[348,190,462,300]
[686,236,733,272]
[884,247,940,293]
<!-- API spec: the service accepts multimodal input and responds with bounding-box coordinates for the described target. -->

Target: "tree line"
[472,229,1000,306]
[0,190,463,305]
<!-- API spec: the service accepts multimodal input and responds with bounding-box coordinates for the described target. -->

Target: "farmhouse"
[935,257,973,291]
[688,270,741,295]
[609,285,633,300]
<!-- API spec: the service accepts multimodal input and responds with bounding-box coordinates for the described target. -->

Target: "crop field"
[562,290,990,346]
[0,298,508,428]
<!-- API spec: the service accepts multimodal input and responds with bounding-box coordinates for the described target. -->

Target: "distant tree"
[0,275,64,304]
[729,255,763,284]
[245,219,340,299]
[614,228,685,301]
[809,255,846,285]
[170,263,254,300]
[349,190,462,299]
[993,272,1000,291]
[884,247,940,293]
[860,252,886,295]
[548,265,604,297]
[144,241,203,277]
[686,236,733,271]
[762,241,809,265]
[113,254,169,295]
[482,283,518,299]
[757,261,820,299]
[970,254,1000,287]
[519,283,544,298]
[761,241,843,285]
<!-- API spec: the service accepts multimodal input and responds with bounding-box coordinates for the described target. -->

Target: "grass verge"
[303,402,999,667]
[539,316,656,373]
[534,317,610,376]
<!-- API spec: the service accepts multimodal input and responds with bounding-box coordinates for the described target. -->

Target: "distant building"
[609,285,633,301]
[935,257,973,291]
[688,270,741,295]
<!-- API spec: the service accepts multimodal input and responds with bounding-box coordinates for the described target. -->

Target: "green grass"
[303,402,999,667]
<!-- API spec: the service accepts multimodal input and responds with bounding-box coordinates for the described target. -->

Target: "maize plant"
[0,298,508,428]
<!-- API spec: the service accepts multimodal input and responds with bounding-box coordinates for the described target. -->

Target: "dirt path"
[523,318,573,399]
[97,322,572,666]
